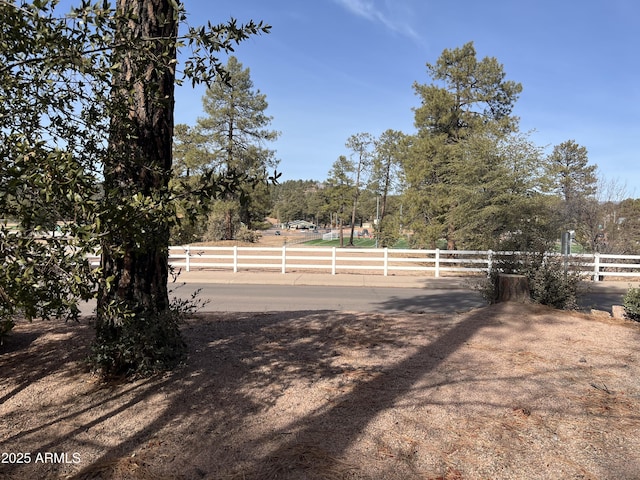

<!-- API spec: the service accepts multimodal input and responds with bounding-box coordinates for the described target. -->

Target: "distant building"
[286,220,316,230]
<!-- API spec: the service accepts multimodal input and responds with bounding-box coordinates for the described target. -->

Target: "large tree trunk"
[95,0,181,375]
[495,274,531,303]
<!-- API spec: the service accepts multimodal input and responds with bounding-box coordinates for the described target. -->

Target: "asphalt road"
[167,283,486,314]
[78,282,628,317]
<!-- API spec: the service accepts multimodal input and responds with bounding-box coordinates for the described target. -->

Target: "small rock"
[612,305,626,319]
[591,309,611,318]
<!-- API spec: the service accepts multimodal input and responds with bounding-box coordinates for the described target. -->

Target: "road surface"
[78,282,626,316]
[167,283,485,314]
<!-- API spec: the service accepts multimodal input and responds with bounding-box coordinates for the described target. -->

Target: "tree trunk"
[446,222,456,250]
[349,191,358,246]
[95,0,182,375]
[349,151,365,246]
[495,274,531,303]
[380,154,392,222]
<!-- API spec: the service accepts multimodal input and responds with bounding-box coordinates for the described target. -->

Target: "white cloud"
[333,0,422,42]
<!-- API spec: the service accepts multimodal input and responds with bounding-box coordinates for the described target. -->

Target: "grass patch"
[304,238,377,247]
[304,237,410,248]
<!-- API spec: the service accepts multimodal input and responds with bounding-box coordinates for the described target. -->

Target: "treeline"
[174,44,639,253]
[271,178,640,254]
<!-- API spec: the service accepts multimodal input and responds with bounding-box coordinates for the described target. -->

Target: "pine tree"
[404,42,523,249]
[370,129,407,222]
[197,56,279,233]
[325,156,356,247]
[542,140,597,236]
[345,133,373,245]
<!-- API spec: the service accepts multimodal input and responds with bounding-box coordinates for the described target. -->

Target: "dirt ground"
[1,302,639,480]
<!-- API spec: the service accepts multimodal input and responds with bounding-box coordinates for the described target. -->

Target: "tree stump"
[495,274,530,303]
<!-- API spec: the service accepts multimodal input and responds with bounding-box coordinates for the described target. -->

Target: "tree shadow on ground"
[0,319,89,407]
[373,290,485,314]
[229,306,501,479]
[2,311,355,479]
[1,305,639,479]
[1,307,492,479]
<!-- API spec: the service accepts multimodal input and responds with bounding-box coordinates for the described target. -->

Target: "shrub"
[481,250,583,310]
[529,256,581,310]
[0,317,15,346]
[235,225,261,243]
[89,304,186,378]
[88,291,207,377]
[623,287,640,321]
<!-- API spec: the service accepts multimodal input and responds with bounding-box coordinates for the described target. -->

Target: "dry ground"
[1,303,640,480]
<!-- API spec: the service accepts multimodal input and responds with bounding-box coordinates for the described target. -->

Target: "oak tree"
[0,0,269,375]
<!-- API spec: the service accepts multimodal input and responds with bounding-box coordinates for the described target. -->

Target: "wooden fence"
[101,246,640,281]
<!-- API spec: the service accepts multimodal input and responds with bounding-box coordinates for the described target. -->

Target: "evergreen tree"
[542,140,597,239]
[543,140,596,203]
[345,133,373,245]
[169,124,210,244]
[404,42,523,249]
[368,130,408,247]
[465,131,560,250]
[271,180,323,225]
[325,156,356,247]
[197,56,279,233]
[173,124,210,179]
[370,129,407,222]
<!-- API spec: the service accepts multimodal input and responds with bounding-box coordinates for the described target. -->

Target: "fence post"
[383,247,388,276]
[487,249,493,277]
[332,247,337,275]
[593,252,600,282]
[435,248,440,278]
[233,245,238,273]
[282,244,286,274]
[185,245,190,272]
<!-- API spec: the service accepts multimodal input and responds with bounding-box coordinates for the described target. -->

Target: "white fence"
[130,246,640,282]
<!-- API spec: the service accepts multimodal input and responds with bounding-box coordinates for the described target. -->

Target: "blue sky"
[174,0,639,196]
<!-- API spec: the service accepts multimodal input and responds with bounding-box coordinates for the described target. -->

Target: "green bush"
[88,292,206,377]
[529,257,581,310]
[89,306,186,377]
[482,251,583,310]
[623,287,640,321]
[0,317,15,346]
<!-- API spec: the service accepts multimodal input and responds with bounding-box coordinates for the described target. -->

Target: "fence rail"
[88,246,640,281]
